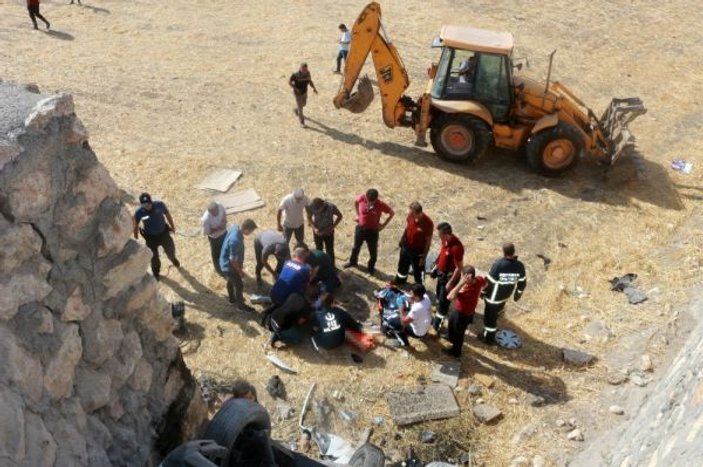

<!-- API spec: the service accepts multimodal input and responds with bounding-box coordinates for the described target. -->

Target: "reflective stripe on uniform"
[483,326,497,332]
[396,273,407,279]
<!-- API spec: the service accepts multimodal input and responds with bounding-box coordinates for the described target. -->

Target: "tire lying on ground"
[159,439,227,467]
[202,398,276,466]
[348,443,385,467]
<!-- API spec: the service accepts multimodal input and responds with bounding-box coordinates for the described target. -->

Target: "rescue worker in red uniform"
[443,265,485,358]
[394,202,433,285]
[431,222,464,332]
[481,242,527,345]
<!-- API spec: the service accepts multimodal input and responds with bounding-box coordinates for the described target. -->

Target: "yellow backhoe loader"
[333,2,646,176]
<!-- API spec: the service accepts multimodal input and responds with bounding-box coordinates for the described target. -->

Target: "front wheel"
[526,123,583,176]
[430,114,492,164]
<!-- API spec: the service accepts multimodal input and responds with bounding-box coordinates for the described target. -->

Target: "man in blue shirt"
[219,219,258,311]
[133,192,180,281]
[270,247,311,305]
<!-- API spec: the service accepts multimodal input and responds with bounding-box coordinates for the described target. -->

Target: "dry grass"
[2,0,703,464]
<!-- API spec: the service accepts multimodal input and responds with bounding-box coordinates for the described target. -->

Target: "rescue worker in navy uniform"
[481,242,527,345]
[133,192,180,280]
[431,222,464,332]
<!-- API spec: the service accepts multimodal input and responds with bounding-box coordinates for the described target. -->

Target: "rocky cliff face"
[0,82,207,466]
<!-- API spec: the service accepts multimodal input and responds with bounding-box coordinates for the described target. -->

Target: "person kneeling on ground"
[266,292,312,348]
[312,287,363,350]
[443,265,485,358]
[306,246,342,294]
[387,284,432,347]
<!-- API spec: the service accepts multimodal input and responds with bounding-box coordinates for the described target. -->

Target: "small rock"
[510,456,530,467]
[277,404,294,420]
[567,428,584,441]
[532,455,546,467]
[630,370,652,387]
[332,390,344,401]
[606,372,628,386]
[468,384,482,395]
[511,424,536,446]
[609,405,625,415]
[526,393,545,407]
[473,404,502,423]
[473,374,495,388]
[508,398,519,405]
[562,348,595,366]
[568,418,578,427]
[266,375,286,400]
[640,355,653,372]
[420,431,436,443]
[584,320,614,342]
[339,409,357,423]
[556,419,566,427]
[373,416,384,426]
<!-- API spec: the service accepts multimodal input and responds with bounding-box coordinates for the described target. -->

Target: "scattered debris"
[386,384,460,426]
[556,419,566,428]
[562,348,595,366]
[332,390,344,401]
[584,320,614,343]
[473,374,496,388]
[277,403,294,420]
[298,383,316,431]
[468,384,482,396]
[431,361,461,388]
[297,431,311,453]
[640,354,654,372]
[266,354,297,374]
[313,398,334,431]
[339,409,357,423]
[525,393,545,407]
[215,187,265,214]
[671,159,693,174]
[609,405,625,415]
[558,242,568,248]
[266,375,286,400]
[511,424,537,446]
[196,168,242,192]
[511,455,530,467]
[170,301,186,333]
[609,273,648,304]
[496,329,522,349]
[420,431,436,443]
[476,215,487,220]
[536,253,552,270]
[373,416,385,426]
[508,398,518,404]
[351,352,364,364]
[250,294,272,305]
[312,430,356,463]
[473,403,502,423]
[629,370,652,387]
[567,428,584,441]
[606,371,628,386]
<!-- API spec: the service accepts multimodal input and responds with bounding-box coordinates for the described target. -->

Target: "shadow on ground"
[43,30,74,41]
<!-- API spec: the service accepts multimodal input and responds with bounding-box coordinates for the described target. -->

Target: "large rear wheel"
[526,123,582,176]
[430,114,492,164]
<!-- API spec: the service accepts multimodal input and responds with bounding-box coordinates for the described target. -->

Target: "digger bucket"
[599,97,647,166]
[339,75,375,113]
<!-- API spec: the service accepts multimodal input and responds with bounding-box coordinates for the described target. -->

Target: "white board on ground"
[196,168,242,192]
[215,188,265,214]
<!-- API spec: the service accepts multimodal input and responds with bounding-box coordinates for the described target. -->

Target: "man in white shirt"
[277,188,310,247]
[202,201,228,275]
[390,283,431,347]
[335,23,351,74]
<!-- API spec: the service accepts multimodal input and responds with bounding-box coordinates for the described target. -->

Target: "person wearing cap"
[312,287,362,350]
[443,265,486,358]
[430,222,464,332]
[254,229,290,285]
[335,23,351,74]
[394,202,434,285]
[343,188,394,275]
[219,219,258,311]
[201,201,228,276]
[277,188,311,247]
[306,197,343,265]
[133,193,180,281]
[289,63,318,128]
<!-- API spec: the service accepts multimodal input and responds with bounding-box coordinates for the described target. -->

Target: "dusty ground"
[2,0,702,465]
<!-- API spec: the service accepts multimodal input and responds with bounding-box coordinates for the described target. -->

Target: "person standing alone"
[133,193,180,281]
[343,188,394,276]
[335,24,351,73]
[277,188,310,247]
[201,201,228,276]
[27,0,50,30]
[289,63,318,128]
[307,197,343,265]
[219,219,258,311]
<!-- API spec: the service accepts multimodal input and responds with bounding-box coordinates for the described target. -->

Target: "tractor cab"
[430,25,515,122]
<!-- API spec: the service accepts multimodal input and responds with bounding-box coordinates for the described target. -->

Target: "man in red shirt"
[343,188,394,275]
[443,265,485,357]
[27,0,50,30]
[431,222,464,332]
[394,202,433,285]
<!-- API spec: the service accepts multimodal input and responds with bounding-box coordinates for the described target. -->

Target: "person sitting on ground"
[306,245,341,294]
[443,265,486,358]
[270,247,311,305]
[387,284,432,347]
[312,286,363,350]
[267,292,312,348]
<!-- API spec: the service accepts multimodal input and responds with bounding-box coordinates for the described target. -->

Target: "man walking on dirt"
[201,201,228,276]
[343,188,394,275]
[394,201,433,285]
[219,219,258,312]
[27,0,50,30]
[431,222,464,332]
[289,63,318,128]
[306,197,343,265]
[481,242,526,345]
[335,23,351,73]
[133,193,180,281]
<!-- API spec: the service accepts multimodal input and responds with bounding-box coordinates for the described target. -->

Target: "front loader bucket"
[340,75,375,113]
[600,97,647,168]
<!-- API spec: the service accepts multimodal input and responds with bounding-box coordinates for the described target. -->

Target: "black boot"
[480,330,496,346]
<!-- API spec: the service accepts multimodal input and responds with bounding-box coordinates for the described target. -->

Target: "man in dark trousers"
[306,197,343,265]
[431,222,464,332]
[443,265,485,358]
[133,193,180,281]
[27,0,50,30]
[312,287,363,350]
[201,201,228,276]
[343,188,394,275]
[394,201,433,285]
[481,242,527,345]
[254,229,290,285]
[270,247,311,306]
[289,63,318,128]
[219,219,258,311]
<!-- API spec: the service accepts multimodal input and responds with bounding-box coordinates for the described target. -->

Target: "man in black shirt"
[289,63,318,128]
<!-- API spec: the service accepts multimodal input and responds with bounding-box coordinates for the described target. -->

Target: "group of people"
[133,185,527,359]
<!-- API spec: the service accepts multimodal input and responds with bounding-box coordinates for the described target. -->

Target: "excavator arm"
[333,2,412,129]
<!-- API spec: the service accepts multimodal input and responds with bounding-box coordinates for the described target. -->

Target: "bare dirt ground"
[2,0,702,465]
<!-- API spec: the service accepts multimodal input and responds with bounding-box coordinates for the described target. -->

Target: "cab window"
[431,48,476,100]
[473,53,512,120]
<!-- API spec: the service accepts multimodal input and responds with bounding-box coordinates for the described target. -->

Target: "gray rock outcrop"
[0,82,207,466]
